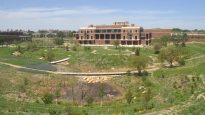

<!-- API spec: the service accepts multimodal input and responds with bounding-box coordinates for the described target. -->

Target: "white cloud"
[0,6,204,30]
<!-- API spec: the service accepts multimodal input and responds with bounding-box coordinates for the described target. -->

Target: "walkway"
[0,61,132,76]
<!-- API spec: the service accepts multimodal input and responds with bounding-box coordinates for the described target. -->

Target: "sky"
[0,0,205,31]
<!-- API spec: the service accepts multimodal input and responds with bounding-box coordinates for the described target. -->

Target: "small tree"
[125,91,133,104]
[56,31,66,38]
[153,43,162,54]
[54,38,64,46]
[171,33,188,47]
[113,40,120,49]
[181,33,188,47]
[45,50,55,62]
[158,46,180,67]
[42,93,54,104]
[129,55,150,76]
[135,48,140,56]
[160,35,171,47]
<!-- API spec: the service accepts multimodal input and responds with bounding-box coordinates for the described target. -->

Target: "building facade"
[74,22,152,46]
[0,31,31,44]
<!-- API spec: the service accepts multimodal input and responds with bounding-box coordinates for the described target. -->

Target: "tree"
[135,48,140,56]
[171,33,189,46]
[54,38,64,46]
[42,93,54,104]
[125,91,133,104]
[160,35,171,47]
[153,43,162,54]
[45,50,55,62]
[56,31,66,38]
[158,46,180,67]
[129,55,150,76]
[112,40,120,49]
[181,33,188,47]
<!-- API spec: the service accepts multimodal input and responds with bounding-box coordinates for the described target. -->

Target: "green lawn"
[0,43,205,114]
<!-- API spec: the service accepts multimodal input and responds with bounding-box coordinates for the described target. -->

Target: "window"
[81,36,83,39]
[123,36,126,39]
[91,36,93,39]
[135,30,138,33]
[135,36,138,39]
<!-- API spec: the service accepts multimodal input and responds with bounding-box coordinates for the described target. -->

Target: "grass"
[0,43,205,114]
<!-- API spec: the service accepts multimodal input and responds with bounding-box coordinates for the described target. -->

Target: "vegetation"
[0,41,204,114]
[158,46,184,67]
[54,38,64,46]
[112,40,120,49]
[129,55,150,75]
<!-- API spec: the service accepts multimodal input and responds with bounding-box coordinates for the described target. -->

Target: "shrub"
[45,50,55,62]
[42,93,54,104]
[54,38,64,46]
[86,96,94,105]
[125,91,133,104]
[84,46,91,51]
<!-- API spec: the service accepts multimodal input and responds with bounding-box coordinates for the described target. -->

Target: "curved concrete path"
[0,61,132,76]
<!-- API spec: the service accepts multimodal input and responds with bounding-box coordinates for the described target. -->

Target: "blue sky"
[0,0,205,30]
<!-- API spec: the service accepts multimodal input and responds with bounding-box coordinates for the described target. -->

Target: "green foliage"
[160,35,171,47]
[153,42,162,54]
[135,48,140,56]
[15,45,24,53]
[26,42,38,51]
[54,38,64,46]
[112,40,120,49]
[129,55,150,75]
[42,93,54,104]
[45,50,55,62]
[158,46,181,67]
[84,46,91,51]
[171,33,188,46]
[180,99,205,115]
[125,91,133,104]
[56,31,66,38]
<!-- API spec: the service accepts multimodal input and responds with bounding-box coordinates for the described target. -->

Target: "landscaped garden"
[0,37,205,114]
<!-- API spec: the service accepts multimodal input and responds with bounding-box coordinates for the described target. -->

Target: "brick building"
[74,22,152,46]
[144,29,172,38]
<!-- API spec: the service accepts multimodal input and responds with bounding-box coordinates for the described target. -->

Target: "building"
[144,29,172,39]
[0,31,31,44]
[74,22,152,46]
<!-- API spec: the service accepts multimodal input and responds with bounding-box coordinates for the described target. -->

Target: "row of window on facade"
[80,29,140,33]
[78,40,150,45]
[77,35,140,40]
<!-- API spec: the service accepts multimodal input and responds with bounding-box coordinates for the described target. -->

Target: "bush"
[45,50,55,62]
[125,91,133,104]
[84,46,91,51]
[72,46,77,51]
[42,93,54,104]
[54,38,64,46]
[178,57,185,66]
[135,48,140,56]
[26,42,38,51]
[86,96,94,105]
